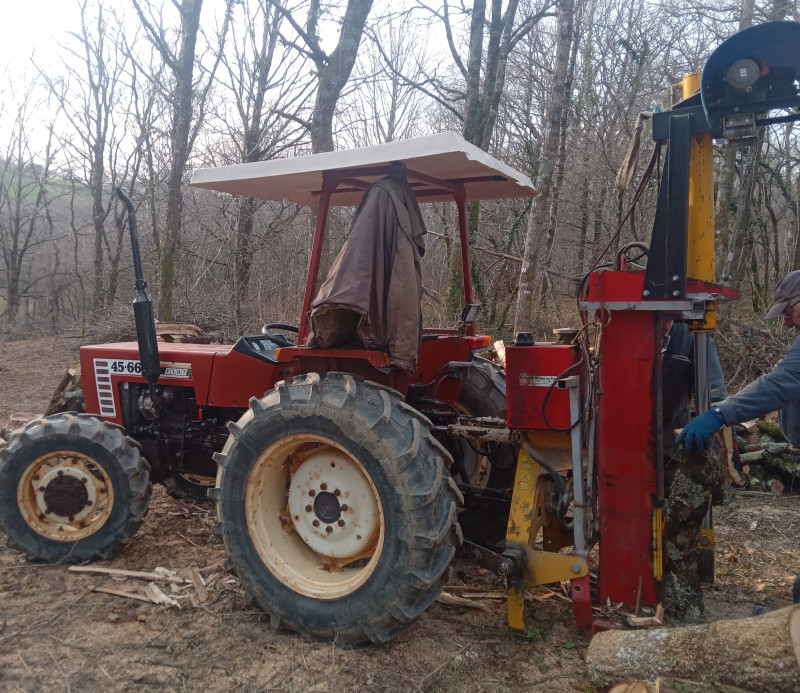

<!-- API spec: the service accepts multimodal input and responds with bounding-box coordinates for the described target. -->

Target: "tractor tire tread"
[0,413,151,564]
[215,373,459,647]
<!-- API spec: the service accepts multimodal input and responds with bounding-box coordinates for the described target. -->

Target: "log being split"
[586,606,800,692]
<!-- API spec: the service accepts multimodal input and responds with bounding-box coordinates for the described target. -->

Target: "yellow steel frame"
[680,71,717,331]
[505,433,589,631]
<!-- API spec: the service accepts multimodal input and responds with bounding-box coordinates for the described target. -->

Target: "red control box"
[505,342,582,430]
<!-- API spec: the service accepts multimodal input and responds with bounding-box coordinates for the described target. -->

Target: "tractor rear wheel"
[454,357,518,546]
[0,413,151,563]
[213,373,462,647]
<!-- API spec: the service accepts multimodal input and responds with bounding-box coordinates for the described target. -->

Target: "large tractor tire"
[454,357,518,546]
[456,356,517,485]
[213,372,462,647]
[0,413,151,563]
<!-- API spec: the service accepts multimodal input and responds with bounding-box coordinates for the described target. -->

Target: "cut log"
[739,419,759,434]
[586,606,800,692]
[661,444,725,622]
[156,323,210,343]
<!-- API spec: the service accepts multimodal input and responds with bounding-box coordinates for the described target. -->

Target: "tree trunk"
[587,606,800,692]
[514,0,575,334]
[714,0,754,279]
[309,0,373,153]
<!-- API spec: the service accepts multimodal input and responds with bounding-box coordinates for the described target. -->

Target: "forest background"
[1,0,798,391]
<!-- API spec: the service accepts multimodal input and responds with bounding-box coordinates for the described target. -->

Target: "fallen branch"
[92,586,153,603]
[68,565,186,584]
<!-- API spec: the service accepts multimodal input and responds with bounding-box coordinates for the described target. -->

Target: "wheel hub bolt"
[312,519,320,527]
[334,489,341,497]
[308,489,316,497]
[341,504,349,512]
[325,526,333,534]
[305,505,313,513]
[337,519,345,527]
[320,483,328,490]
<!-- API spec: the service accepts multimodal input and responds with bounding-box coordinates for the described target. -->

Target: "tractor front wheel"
[213,373,462,647]
[0,413,151,563]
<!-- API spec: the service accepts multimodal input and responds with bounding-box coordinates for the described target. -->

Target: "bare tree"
[132,0,233,320]
[0,85,59,324]
[270,0,375,153]
[37,0,136,317]
[514,0,576,333]
[214,0,309,331]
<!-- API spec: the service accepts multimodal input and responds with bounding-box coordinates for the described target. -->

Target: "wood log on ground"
[586,606,800,692]
[45,367,84,415]
[661,442,726,622]
[156,322,211,343]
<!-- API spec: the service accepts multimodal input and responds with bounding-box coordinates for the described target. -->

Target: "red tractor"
[0,133,538,646]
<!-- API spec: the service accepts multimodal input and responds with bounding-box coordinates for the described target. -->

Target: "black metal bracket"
[643,113,691,300]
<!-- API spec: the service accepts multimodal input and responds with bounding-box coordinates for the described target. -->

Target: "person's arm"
[715,334,800,425]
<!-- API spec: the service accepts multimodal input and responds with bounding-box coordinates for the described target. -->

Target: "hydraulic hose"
[519,434,568,508]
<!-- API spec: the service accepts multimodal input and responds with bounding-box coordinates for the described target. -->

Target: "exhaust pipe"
[116,187,160,398]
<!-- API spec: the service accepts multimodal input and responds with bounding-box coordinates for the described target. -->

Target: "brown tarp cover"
[308,173,426,373]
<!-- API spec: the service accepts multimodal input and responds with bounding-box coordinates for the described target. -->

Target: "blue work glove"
[676,408,725,452]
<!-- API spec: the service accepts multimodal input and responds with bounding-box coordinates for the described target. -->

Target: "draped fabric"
[308,173,426,374]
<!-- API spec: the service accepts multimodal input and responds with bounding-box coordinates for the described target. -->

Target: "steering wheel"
[261,323,299,347]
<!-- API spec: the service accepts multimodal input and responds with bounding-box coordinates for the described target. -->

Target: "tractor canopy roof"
[190,131,536,206]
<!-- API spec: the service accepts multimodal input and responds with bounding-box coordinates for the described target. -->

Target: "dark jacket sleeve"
[709,338,728,403]
[715,335,800,425]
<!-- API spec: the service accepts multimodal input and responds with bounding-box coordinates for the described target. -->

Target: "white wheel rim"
[17,451,114,541]
[245,433,385,599]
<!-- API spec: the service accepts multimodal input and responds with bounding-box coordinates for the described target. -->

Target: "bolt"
[642,289,650,297]
[337,519,345,527]
[81,477,88,484]
[341,504,349,512]
[312,519,320,527]
[38,486,45,492]
[57,470,64,476]
[672,275,680,281]
[700,536,711,546]
[326,526,333,534]
[86,500,93,506]
[320,483,328,491]
[334,489,341,497]
[99,487,106,494]
[571,563,581,574]
[308,489,316,497]
[33,474,39,481]
[38,513,45,520]
[305,505,313,513]
[672,290,680,297]
[330,461,335,468]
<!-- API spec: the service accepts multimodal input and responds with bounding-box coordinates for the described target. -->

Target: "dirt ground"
[1,336,799,693]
